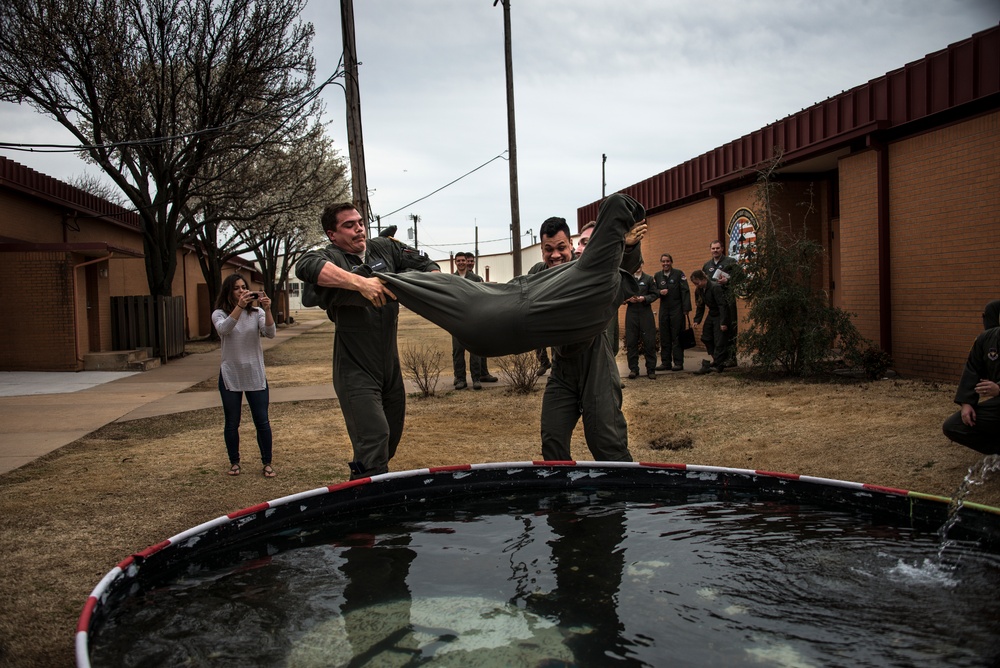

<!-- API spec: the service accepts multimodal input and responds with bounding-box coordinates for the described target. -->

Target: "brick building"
[580,26,1000,383]
[0,157,262,371]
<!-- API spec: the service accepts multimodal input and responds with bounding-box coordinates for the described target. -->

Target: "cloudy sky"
[1,1,997,259]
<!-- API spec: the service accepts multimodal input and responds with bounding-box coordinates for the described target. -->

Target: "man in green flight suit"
[296,202,441,480]
[699,239,740,367]
[653,253,692,371]
[539,213,646,462]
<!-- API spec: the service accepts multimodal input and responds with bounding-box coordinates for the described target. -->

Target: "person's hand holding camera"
[237,291,257,310]
[257,292,271,311]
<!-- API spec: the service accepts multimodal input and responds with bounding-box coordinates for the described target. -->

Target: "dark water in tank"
[91,488,1000,667]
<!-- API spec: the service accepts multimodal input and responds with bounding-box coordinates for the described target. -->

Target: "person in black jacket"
[942,327,1000,454]
[451,252,484,390]
[690,269,731,374]
[653,253,692,371]
[700,240,740,367]
[624,263,658,379]
[296,203,441,480]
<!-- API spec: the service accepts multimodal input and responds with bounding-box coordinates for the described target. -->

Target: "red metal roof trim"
[0,155,141,231]
[0,241,144,257]
[579,25,1000,224]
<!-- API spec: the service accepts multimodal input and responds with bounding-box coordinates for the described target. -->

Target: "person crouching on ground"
[211,273,277,477]
[942,325,1000,455]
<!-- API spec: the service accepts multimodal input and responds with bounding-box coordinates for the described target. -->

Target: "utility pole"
[408,213,420,250]
[602,153,607,199]
[341,0,371,231]
[495,0,522,277]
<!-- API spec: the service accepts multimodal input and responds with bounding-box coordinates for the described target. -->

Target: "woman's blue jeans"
[219,374,272,465]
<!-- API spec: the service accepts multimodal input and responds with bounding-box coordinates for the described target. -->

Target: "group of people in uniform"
[619,239,740,380]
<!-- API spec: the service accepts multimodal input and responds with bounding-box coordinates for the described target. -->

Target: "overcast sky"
[1,1,997,259]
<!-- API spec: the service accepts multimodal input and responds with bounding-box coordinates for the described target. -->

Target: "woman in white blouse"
[212,273,277,477]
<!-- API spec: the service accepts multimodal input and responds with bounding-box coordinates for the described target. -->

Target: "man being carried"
[374,193,648,358]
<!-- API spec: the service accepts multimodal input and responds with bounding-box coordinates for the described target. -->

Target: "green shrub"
[739,156,869,376]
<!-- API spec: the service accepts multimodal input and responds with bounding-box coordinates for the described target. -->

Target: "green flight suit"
[625,271,658,375]
[296,237,440,479]
[375,193,646,357]
[541,235,643,463]
[653,267,692,369]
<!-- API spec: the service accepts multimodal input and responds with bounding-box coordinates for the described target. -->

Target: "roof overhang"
[0,242,144,258]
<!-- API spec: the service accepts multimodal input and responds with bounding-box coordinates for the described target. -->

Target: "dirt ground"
[1,307,998,667]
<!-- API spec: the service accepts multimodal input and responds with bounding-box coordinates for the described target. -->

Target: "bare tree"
[0,0,319,296]
[237,133,349,297]
[181,127,347,332]
[67,172,129,208]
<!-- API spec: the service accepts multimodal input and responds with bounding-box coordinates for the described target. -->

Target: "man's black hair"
[539,216,571,241]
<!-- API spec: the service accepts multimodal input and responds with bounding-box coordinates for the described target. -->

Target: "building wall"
[174,250,207,339]
[1,251,78,370]
[645,198,717,283]
[644,197,726,340]
[888,110,1000,381]
[0,184,269,369]
[838,150,882,346]
[0,189,142,252]
[105,247,150,297]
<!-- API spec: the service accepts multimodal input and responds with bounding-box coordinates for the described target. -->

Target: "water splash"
[937,454,1000,560]
[887,558,959,588]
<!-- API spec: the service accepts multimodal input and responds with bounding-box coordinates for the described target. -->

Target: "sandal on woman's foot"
[228,463,241,476]
[262,465,276,478]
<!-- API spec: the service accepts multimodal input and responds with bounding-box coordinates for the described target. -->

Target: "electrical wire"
[378,151,508,218]
[0,69,345,154]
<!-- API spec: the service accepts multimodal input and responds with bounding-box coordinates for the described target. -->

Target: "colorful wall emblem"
[727,208,758,261]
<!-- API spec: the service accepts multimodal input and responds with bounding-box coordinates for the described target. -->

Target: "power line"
[0,70,345,154]
[378,151,508,218]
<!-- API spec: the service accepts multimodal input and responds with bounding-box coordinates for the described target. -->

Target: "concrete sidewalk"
[0,317,713,475]
[0,319,328,475]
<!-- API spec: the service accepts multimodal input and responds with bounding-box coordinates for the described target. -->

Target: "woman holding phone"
[212,273,277,477]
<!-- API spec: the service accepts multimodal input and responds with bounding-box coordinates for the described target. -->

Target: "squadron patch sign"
[727,208,758,262]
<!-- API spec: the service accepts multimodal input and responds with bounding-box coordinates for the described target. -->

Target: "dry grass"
[1,307,998,667]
